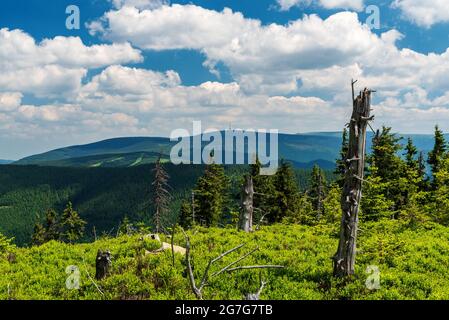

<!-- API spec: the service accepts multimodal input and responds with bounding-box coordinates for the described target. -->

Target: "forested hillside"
[0,164,330,245]
[2,122,449,300]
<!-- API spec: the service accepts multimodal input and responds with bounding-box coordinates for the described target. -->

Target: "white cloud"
[4,3,449,159]
[81,65,181,96]
[94,6,382,94]
[277,0,364,11]
[91,4,449,101]
[0,92,22,111]
[392,0,449,27]
[0,28,142,96]
[0,66,87,98]
[110,0,169,10]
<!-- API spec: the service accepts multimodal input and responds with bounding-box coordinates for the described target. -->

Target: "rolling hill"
[14,132,343,169]
[14,131,448,170]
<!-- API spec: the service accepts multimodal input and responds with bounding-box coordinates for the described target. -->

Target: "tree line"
[176,125,449,231]
[31,125,449,246]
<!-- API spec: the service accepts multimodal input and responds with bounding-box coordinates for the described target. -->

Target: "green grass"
[1,220,449,300]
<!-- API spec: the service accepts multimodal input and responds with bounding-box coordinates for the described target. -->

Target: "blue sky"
[1,0,449,159]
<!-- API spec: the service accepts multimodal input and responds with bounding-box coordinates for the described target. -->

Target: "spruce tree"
[61,202,86,243]
[31,209,61,245]
[271,160,300,223]
[118,215,134,236]
[249,157,275,221]
[362,165,395,221]
[368,126,407,216]
[323,184,342,224]
[309,165,327,219]
[152,156,171,233]
[335,128,349,187]
[427,157,449,224]
[283,192,314,225]
[418,151,426,178]
[194,161,230,227]
[402,138,430,214]
[45,209,60,241]
[417,151,429,190]
[32,223,46,246]
[370,127,404,181]
[179,200,193,229]
[404,138,419,171]
[428,125,447,185]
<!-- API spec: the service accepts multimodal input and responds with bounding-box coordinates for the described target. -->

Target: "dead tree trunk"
[333,81,374,278]
[95,250,112,280]
[239,175,254,232]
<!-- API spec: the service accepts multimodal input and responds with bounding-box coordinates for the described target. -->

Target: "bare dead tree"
[152,155,171,234]
[181,228,244,299]
[333,80,375,277]
[180,229,284,299]
[239,175,254,232]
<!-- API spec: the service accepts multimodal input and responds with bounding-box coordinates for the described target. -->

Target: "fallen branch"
[256,212,270,231]
[82,256,104,296]
[199,243,246,290]
[171,224,176,267]
[226,265,284,272]
[180,228,282,300]
[181,229,202,299]
[211,246,259,277]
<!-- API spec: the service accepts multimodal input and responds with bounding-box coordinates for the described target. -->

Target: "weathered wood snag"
[245,280,267,300]
[95,250,112,280]
[143,233,186,256]
[180,228,283,300]
[239,175,254,232]
[333,81,374,278]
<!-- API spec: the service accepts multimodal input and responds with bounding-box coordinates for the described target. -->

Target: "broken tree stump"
[239,175,254,232]
[143,234,186,256]
[333,81,374,277]
[95,250,112,280]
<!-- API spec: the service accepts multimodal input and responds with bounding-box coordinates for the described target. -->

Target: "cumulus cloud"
[110,0,169,10]
[0,28,142,96]
[90,3,449,101]
[392,0,449,27]
[81,65,181,96]
[0,92,22,111]
[277,0,364,11]
[3,3,449,159]
[93,5,382,94]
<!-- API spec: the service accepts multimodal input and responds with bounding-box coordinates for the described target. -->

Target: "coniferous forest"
[3,0,449,307]
[1,123,449,300]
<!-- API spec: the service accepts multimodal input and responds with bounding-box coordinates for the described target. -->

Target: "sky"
[1,0,449,159]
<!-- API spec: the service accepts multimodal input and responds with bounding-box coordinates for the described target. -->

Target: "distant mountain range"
[13,131,449,170]
[0,160,13,165]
